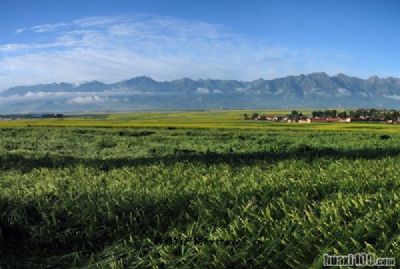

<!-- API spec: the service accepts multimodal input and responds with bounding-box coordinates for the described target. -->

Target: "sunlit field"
[1,110,400,133]
[1,111,400,268]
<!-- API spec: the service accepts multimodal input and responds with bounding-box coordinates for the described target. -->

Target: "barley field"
[1,111,400,268]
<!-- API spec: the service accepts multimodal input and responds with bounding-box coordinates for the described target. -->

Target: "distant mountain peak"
[177,77,194,82]
[310,72,329,77]
[368,75,380,82]
[79,80,106,86]
[2,73,400,113]
[125,76,156,83]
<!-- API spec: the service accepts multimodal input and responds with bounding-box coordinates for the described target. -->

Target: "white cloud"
[384,95,400,100]
[25,91,52,97]
[67,95,107,104]
[15,28,26,34]
[196,87,210,94]
[0,89,162,107]
[336,88,351,96]
[0,14,358,90]
[74,16,122,27]
[15,23,67,34]
[0,42,67,52]
[31,23,67,33]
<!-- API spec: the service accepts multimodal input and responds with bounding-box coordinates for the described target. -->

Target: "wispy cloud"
[66,95,107,105]
[15,28,26,34]
[0,88,159,108]
[15,22,67,34]
[31,23,67,33]
[0,14,355,90]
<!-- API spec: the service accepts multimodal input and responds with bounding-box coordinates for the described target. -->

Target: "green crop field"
[1,111,400,268]
[1,110,400,133]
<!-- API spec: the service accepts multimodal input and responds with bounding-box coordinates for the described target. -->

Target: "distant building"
[297,118,311,123]
[338,117,351,123]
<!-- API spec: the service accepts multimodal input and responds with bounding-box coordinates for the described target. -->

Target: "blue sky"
[0,0,399,89]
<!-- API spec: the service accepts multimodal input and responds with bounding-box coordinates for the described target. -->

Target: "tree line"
[245,109,400,121]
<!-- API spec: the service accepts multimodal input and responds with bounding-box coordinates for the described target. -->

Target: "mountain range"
[1,72,400,113]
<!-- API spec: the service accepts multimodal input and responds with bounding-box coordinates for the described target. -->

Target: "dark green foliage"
[349,108,400,120]
[312,110,337,118]
[117,130,155,137]
[0,127,400,268]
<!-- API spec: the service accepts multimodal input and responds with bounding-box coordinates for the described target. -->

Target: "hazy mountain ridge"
[2,73,400,113]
